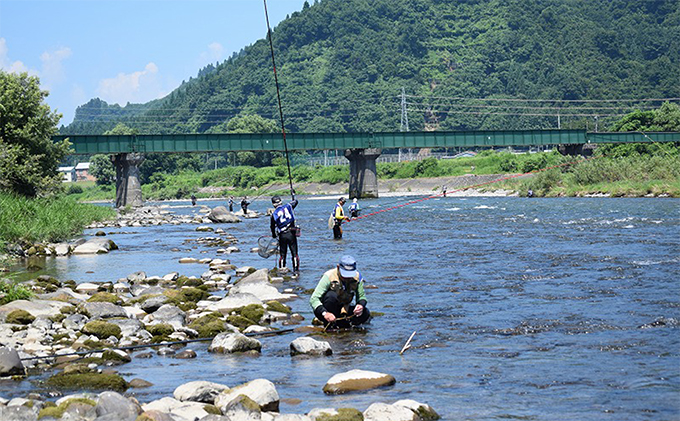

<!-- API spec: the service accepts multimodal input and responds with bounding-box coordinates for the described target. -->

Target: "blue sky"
[0,0,308,125]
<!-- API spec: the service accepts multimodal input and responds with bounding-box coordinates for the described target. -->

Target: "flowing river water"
[2,196,679,420]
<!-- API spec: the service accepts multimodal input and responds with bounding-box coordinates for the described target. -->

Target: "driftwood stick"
[399,330,417,355]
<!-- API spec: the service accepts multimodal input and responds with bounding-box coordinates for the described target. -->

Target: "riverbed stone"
[215,378,279,412]
[108,318,144,337]
[95,391,141,420]
[323,369,396,394]
[179,257,200,264]
[201,293,263,314]
[140,295,169,313]
[127,271,147,283]
[72,238,118,254]
[173,380,230,404]
[81,302,127,319]
[208,206,242,223]
[0,299,71,321]
[290,337,332,357]
[138,410,175,421]
[393,399,440,420]
[363,402,419,421]
[0,404,38,421]
[144,304,185,329]
[208,332,261,354]
[0,347,25,377]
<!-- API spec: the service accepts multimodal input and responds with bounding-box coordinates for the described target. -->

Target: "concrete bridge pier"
[112,153,144,208]
[345,148,381,198]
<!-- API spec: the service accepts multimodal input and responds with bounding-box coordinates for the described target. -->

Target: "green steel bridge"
[55,129,679,154]
[54,129,679,207]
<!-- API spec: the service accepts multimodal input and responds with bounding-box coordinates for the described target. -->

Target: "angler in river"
[349,198,361,218]
[270,192,300,274]
[330,197,350,239]
[309,255,371,328]
[241,196,251,214]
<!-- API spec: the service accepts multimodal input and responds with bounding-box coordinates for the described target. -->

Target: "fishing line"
[19,328,298,362]
[346,154,601,222]
[263,0,295,201]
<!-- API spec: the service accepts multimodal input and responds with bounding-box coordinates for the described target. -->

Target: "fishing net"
[257,236,279,259]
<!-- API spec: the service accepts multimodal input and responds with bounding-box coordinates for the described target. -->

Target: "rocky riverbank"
[0,205,440,421]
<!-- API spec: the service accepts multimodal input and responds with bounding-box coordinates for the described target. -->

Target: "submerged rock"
[208,206,242,223]
[363,402,418,421]
[208,332,261,354]
[290,337,332,357]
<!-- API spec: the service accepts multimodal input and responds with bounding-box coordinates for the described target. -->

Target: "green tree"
[89,154,115,185]
[0,71,69,197]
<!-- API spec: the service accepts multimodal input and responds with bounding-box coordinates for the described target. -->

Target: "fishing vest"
[323,268,361,307]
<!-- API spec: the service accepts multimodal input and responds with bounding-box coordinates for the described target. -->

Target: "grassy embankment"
[65,147,680,201]
[0,192,116,254]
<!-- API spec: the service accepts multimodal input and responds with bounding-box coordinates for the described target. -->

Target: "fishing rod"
[263,0,295,202]
[19,327,298,362]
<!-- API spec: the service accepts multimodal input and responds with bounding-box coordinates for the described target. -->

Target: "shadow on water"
[2,197,680,420]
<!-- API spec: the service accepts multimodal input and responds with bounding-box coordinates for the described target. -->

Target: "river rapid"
[2,196,679,420]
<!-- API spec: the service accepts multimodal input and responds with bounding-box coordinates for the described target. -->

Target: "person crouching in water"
[309,255,371,328]
[270,193,300,274]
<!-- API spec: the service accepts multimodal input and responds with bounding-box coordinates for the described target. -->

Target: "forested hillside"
[63,0,679,135]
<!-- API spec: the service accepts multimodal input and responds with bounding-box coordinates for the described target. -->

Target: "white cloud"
[0,37,36,75]
[96,62,167,105]
[199,41,225,65]
[40,46,72,87]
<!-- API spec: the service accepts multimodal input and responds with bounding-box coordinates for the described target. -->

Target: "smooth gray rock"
[0,347,25,377]
[173,380,230,404]
[72,238,118,254]
[0,299,71,320]
[208,332,261,354]
[146,304,185,329]
[82,302,127,319]
[202,293,263,315]
[207,206,241,223]
[63,313,89,330]
[0,405,38,421]
[215,378,279,412]
[140,295,169,313]
[108,318,144,337]
[220,394,261,420]
[323,369,396,394]
[363,403,418,421]
[95,391,141,421]
[290,337,332,357]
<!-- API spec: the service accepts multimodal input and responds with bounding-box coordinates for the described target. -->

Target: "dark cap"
[339,197,346,203]
[271,195,282,206]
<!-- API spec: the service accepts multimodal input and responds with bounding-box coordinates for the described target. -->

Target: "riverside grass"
[0,192,116,252]
[65,147,680,201]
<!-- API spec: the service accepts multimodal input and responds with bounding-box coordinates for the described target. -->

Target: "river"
[2,196,679,420]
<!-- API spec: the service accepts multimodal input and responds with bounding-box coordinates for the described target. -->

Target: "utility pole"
[400,87,409,162]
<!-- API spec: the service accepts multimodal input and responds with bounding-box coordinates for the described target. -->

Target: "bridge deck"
[53,130,680,155]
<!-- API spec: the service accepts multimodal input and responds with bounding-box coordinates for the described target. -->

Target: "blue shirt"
[271,199,298,235]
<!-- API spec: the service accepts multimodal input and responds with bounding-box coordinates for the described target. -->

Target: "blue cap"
[338,255,357,278]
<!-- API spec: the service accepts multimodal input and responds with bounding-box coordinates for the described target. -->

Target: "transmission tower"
[400,87,409,132]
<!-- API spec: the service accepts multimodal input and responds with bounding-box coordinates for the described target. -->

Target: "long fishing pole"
[263,0,295,201]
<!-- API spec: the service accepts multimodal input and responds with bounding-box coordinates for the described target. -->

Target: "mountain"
[62,0,680,135]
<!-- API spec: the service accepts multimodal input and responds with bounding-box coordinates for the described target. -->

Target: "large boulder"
[0,347,25,377]
[0,405,39,421]
[290,337,332,356]
[219,394,261,420]
[323,369,396,394]
[229,270,296,302]
[214,378,279,412]
[95,391,141,421]
[208,332,261,354]
[173,380,230,404]
[72,237,118,254]
[208,206,241,223]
